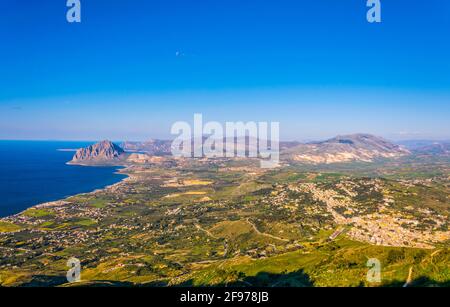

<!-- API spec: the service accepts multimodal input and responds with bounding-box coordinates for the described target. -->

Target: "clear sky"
[0,0,449,141]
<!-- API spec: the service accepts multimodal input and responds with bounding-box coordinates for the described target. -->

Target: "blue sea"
[0,141,127,218]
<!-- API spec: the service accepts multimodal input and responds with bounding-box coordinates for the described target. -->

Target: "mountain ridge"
[283,133,410,164]
[69,134,416,165]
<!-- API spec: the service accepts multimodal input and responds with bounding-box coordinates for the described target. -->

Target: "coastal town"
[0,150,448,286]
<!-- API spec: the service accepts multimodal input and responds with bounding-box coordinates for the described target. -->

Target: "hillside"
[0,148,448,287]
[283,134,410,164]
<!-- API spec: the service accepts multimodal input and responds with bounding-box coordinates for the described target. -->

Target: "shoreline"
[1,164,131,220]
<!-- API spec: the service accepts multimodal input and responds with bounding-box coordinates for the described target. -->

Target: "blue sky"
[0,0,449,141]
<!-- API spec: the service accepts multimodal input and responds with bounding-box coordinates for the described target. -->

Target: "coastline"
[1,164,131,221]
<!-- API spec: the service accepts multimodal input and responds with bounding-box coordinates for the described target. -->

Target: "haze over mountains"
[283,134,411,164]
[411,142,450,157]
[68,133,440,165]
[121,140,172,156]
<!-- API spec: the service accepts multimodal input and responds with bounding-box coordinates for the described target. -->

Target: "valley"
[0,137,448,287]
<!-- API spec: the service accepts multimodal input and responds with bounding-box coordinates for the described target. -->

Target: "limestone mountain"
[121,139,172,156]
[69,140,126,164]
[283,134,410,164]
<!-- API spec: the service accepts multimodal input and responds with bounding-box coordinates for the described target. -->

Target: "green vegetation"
[183,239,450,287]
[0,222,21,233]
[74,219,97,227]
[22,208,54,218]
[0,156,448,287]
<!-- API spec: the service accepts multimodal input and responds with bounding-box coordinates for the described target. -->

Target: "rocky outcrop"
[69,140,126,164]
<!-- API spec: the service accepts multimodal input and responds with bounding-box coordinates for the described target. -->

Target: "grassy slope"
[176,238,450,287]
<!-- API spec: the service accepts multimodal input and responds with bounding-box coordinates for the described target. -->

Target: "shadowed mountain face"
[283,134,411,164]
[70,140,125,164]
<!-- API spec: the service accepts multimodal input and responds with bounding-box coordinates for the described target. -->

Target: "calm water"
[0,141,126,217]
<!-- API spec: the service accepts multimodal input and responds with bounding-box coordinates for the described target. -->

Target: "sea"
[0,141,127,218]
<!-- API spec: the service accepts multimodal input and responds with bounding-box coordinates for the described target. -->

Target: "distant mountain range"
[69,140,168,165]
[410,142,450,157]
[394,139,450,157]
[69,134,449,165]
[121,139,172,155]
[282,134,410,164]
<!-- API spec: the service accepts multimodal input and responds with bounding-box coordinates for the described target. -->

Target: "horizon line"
[1,135,449,144]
